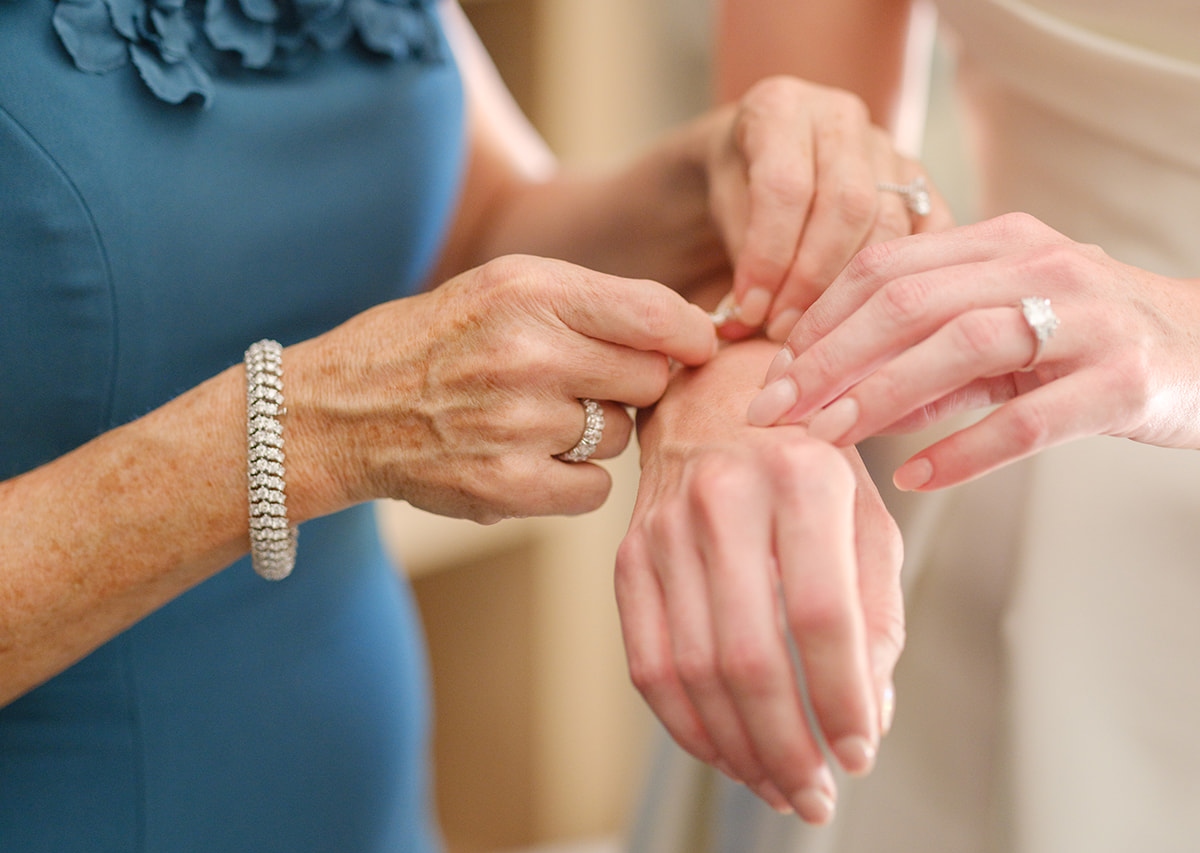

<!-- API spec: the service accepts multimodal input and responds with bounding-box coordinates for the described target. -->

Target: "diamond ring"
[876,177,932,216]
[1018,296,1061,371]
[556,398,605,463]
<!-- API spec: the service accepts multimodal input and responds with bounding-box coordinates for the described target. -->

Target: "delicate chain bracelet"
[245,339,298,580]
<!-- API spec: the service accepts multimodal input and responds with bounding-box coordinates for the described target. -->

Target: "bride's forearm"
[434,114,729,301]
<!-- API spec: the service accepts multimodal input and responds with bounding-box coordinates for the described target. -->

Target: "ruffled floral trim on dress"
[49,0,442,106]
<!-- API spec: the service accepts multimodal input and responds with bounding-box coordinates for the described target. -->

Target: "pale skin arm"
[619,338,904,824]
[716,0,917,134]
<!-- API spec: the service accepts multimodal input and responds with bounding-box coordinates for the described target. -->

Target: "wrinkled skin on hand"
[285,254,717,523]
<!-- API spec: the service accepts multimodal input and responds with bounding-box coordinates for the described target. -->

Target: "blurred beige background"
[376,3,973,852]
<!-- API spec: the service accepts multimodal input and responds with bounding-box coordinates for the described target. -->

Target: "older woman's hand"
[746,213,1200,490]
[287,255,716,523]
[705,76,953,340]
[617,339,904,825]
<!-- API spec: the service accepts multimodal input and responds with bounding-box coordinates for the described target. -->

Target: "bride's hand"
[617,340,903,824]
[705,76,953,340]
[287,255,716,522]
[746,213,1200,489]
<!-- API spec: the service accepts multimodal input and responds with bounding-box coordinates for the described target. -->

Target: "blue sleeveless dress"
[0,1,465,850]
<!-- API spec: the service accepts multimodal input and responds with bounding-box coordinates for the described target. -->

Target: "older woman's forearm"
[0,366,252,705]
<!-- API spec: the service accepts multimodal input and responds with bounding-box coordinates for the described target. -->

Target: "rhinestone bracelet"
[245,339,298,580]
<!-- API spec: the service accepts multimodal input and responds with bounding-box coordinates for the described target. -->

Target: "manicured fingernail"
[789,765,836,824]
[893,457,934,491]
[807,397,859,444]
[793,789,836,825]
[832,735,877,777]
[738,287,773,327]
[764,345,794,383]
[747,377,799,426]
[708,291,740,327]
[766,308,802,342]
[880,683,896,736]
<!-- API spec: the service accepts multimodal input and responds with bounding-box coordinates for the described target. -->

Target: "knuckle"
[743,74,797,111]
[846,238,900,281]
[775,442,855,496]
[751,160,816,211]
[830,179,878,228]
[635,286,681,339]
[626,652,671,698]
[684,453,752,510]
[1006,399,1054,451]
[1107,343,1154,414]
[953,310,1008,360]
[878,274,936,328]
[675,647,720,692]
[717,640,781,696]
[491,395,540,442]
[987,210,1046,241]
[643,504,681,550]
[784,591,853,645]
[872,203,913,240]
[828,88,871,123]
[800,339,846,387]
[477,254,531,295]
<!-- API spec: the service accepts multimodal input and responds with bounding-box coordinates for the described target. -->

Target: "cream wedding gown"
[630,1,1200,850]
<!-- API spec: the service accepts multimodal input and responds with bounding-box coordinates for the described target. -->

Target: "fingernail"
[764,345,794,383]
[793,790,836,825]
[708,291,741,327]
[832,734,877,777]
[789,765,836,824]
[807,397,859,444]
[766,308,802,342]
[880,683,896,736]
[747,377,799,427]
[893,457,934,491]
[738,287,773,327]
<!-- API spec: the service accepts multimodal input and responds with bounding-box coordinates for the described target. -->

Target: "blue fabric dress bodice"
[0,1,465,849]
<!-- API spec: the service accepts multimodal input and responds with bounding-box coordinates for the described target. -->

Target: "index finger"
[719,83,819,328]
[697,450,836,821]
[787,213,1067,356]
[554,269,718,366]
[759,95,879,336]
[771,444,878,778]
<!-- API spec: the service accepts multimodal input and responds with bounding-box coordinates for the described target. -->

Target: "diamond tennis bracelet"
[245,339,298,580]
